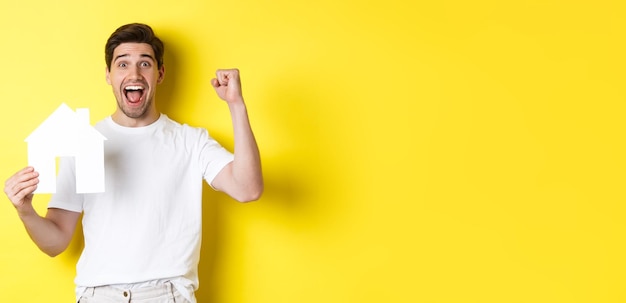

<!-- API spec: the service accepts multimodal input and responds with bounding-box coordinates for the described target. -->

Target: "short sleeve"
[196,129,234,188]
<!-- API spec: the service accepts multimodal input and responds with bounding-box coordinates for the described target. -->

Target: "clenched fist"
[211,69,244,104]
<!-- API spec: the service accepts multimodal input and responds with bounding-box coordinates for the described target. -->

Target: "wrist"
[227,99,247,111]
[16,203,37,219]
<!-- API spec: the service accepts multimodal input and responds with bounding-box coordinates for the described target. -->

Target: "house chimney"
[76,108,90,125]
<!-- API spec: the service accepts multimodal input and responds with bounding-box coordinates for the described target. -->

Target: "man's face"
[106,42,164,122]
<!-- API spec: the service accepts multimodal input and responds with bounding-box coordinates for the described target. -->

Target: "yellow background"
[1,0,625,302]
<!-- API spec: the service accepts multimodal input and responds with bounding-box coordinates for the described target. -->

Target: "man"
[3,23,263,302]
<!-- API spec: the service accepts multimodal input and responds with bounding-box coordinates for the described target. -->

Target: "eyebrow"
[114,53,156,62]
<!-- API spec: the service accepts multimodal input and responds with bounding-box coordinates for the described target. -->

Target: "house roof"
[25,103,107,143]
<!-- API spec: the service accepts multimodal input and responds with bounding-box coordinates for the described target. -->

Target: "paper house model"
[25,103,107,194]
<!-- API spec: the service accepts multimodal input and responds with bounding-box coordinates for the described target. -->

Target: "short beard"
[117,97,152,119]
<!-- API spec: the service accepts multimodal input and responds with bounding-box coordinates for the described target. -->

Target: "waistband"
[83,281,175,301]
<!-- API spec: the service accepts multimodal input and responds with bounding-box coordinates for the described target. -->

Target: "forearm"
[227,100,264,201]
[17,206,73,257]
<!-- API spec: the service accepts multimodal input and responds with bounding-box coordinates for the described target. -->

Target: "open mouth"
[124,85,145,104]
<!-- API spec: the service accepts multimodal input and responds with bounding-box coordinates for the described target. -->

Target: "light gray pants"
[77,281,190,303]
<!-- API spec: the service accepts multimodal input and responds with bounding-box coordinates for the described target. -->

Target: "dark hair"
[105,23,164,70]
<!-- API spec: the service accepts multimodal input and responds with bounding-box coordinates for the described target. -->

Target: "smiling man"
[107,40,164,126]
[3,23,263,303]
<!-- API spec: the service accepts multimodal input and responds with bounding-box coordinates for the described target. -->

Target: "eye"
[118,62,127,68]
[140,61,151,68]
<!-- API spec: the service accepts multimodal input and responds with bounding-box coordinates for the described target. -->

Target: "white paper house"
[25,103,107,194]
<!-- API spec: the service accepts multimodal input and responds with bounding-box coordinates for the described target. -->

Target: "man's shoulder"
[93,116,111,130]
[161,115,206,133]
[159,115,213,146]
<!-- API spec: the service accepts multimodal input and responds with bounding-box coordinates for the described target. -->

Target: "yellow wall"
[1,0,625,302]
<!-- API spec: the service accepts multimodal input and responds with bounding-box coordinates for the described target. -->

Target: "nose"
[128,65,144,80]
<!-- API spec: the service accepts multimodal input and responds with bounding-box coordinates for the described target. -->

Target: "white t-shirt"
[48,114,234,302]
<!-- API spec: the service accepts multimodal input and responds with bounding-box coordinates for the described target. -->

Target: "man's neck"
[111,110,160,127]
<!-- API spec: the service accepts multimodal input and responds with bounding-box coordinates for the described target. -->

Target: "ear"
[157,65,165,84]
[105,66,111,85]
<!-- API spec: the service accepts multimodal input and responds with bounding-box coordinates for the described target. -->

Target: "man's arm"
[4,167,81,257]
[210,69,264,202]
